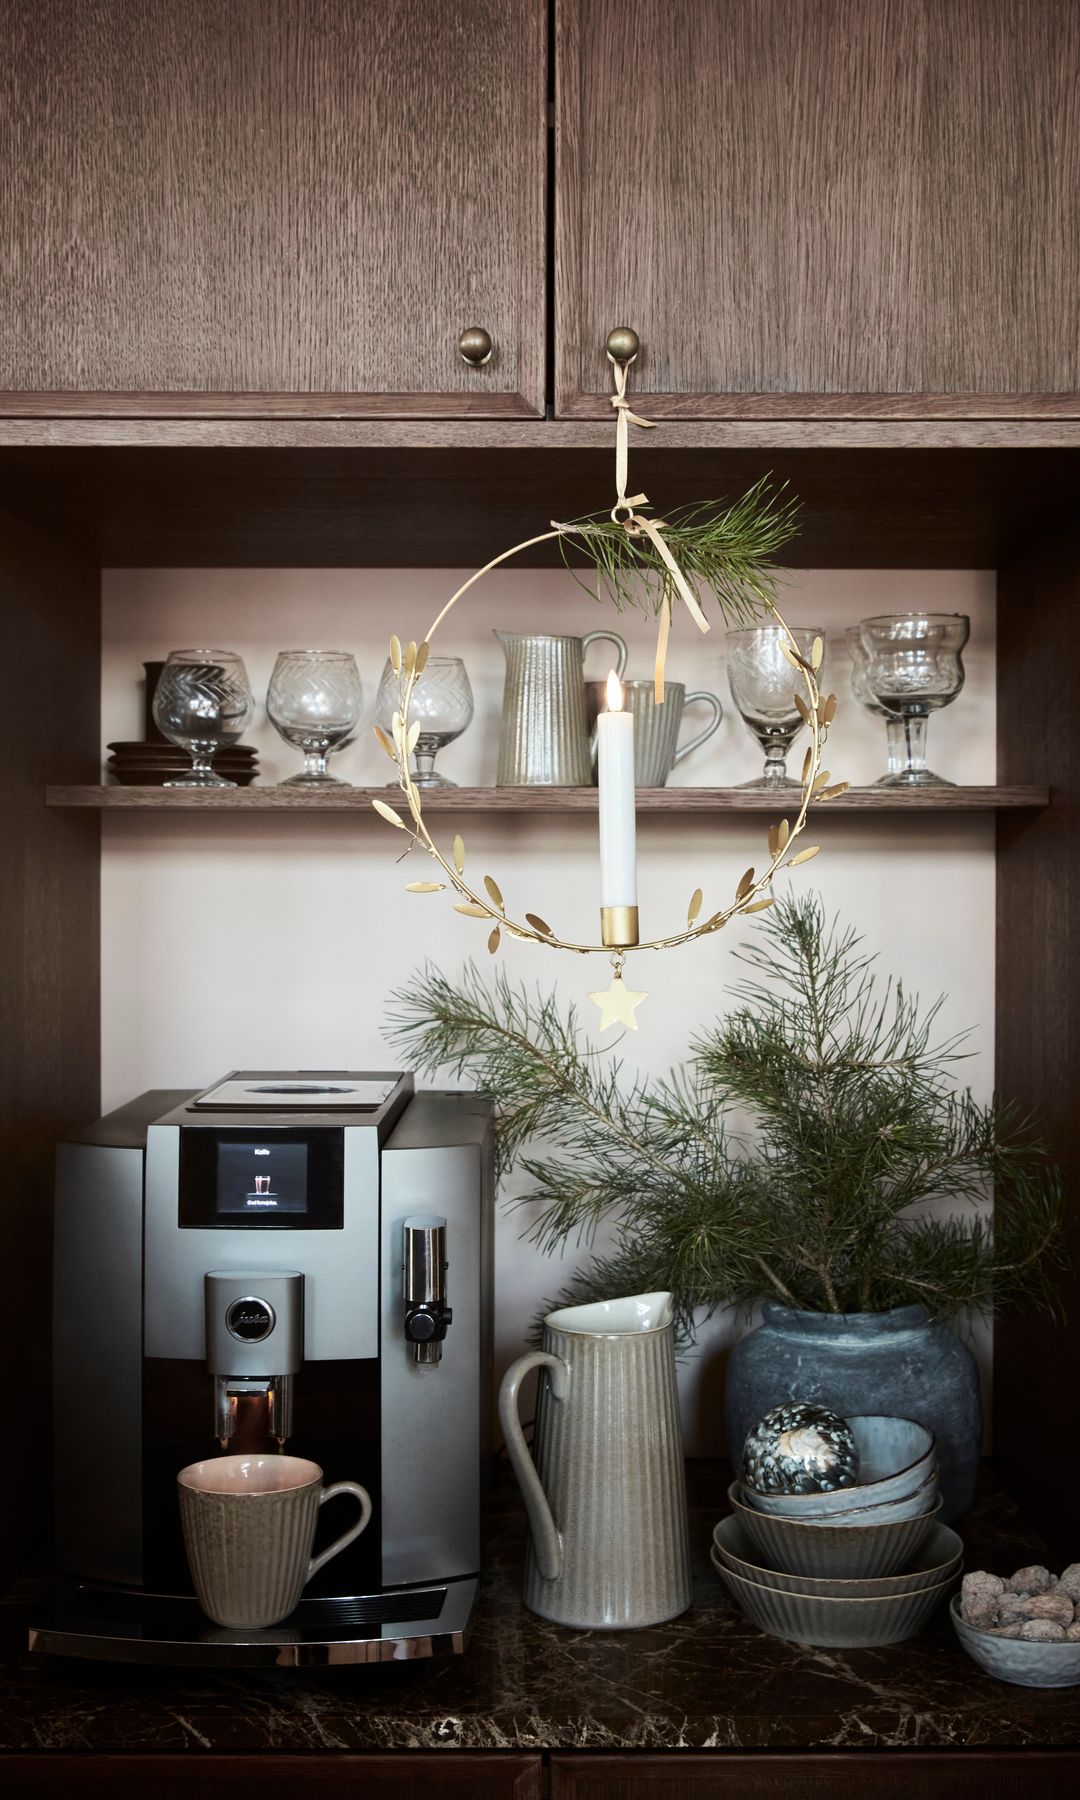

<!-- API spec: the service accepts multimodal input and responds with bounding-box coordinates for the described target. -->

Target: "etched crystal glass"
[375,655,474,788]
[152,649,255,788]
[727,624,825,788]
[267,650,364,786]
[861,613,970,787]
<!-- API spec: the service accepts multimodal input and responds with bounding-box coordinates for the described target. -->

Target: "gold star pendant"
[589,972,648,1032]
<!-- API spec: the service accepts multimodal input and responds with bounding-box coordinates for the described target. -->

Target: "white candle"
[598,671,638,913]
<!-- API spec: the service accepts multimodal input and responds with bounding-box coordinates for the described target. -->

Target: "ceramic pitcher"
[498,1292,692,1629]
[495,629,627,785]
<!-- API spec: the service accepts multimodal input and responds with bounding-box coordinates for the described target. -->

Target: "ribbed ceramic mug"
[498,1292,691,1629]
[177,1453,372,1629]
[586,679,724,785]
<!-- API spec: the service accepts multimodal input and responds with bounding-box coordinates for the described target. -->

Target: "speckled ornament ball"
[741,1402,860,1494]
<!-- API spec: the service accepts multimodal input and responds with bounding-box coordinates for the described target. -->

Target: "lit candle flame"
[606,670,624,712]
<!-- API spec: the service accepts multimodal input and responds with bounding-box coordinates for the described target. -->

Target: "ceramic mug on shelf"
[498,1292,692,1629]
[177,1453,372,1629]
[586,678,724,785]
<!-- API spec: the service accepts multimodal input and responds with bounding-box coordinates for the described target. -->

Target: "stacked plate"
[107,741,259,786]
[713,1415,959,1646]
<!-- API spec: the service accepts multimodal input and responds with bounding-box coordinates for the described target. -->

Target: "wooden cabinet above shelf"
[46,785,1049,814]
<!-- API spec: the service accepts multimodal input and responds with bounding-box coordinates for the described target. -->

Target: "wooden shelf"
[46,784,1049,813]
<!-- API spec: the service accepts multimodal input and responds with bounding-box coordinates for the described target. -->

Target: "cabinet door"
[0,0,545,417]
[556,0,1080,418]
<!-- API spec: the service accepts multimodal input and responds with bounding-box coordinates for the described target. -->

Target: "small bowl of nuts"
[951,1563,1080,1687]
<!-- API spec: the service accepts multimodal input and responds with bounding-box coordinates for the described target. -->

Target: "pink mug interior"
[177,1453,322,1496]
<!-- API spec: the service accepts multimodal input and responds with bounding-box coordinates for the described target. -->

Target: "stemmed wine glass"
[726,624,825,788]
[860,614,970,786]
[846,625,904,784]
[267,650,364,786]
[375,655,474,788]
[152,649,255,788]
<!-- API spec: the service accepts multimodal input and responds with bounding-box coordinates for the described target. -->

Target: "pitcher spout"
[545,1291,674,1335]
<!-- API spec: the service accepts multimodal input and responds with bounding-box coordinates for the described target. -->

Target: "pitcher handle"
[581,629,628,679]
[498,1350,568,1582]
[672,690,724,766]
[307,1480,373,1581]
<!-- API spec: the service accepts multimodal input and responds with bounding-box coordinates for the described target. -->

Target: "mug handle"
[307,1480,373,1581]
[580,629,628,679]
[672,691,724,766]
[497,1350,568,1582]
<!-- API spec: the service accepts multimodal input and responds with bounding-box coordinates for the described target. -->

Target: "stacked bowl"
[713,1415,962,1647]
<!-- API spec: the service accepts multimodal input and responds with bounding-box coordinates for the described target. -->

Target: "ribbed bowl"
[742,1468,940,1528]
[713,1514,962,1598]
[743,1417,936,1517]
[950,1597,1080,1688]
[714,1552,956,1647]
[727,1481,942,1578]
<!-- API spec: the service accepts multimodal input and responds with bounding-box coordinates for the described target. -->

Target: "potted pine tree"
[388,895,1067,1520]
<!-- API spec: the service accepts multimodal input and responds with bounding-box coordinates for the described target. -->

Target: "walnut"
[960,1571,1006,1625]
[1019,1619,1067,1642]
[1056,1564,1080,1599]
[993,1595,1028,1626]
[1024,1591,1074,1626]
[1007,1565,1053,1595]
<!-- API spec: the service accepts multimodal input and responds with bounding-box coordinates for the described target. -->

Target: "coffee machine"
[31,1072,494,1667]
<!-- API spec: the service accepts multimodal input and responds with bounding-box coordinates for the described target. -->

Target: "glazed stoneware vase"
[498,1292,692,1629]
[724,1302,982,1523]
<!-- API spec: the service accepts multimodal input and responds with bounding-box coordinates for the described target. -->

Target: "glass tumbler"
[727,624,825,788]
[375,655,474,788]
[267,650,364,786]
[861,613,970,786]
[152,649,255,788]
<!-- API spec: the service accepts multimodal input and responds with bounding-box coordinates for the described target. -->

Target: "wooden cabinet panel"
[0,0,545,416]
[0,1753,542,1798]
[556,0,1080,417]
[550,1750,1080,1799]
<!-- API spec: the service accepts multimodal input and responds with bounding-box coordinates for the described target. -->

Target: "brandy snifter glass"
[267,650,364,786]
[376,655,474,788]
[152,649,255,788]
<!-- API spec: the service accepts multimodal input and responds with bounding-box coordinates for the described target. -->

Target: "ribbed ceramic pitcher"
[498,1292,691,1629]
[495,630,627,785]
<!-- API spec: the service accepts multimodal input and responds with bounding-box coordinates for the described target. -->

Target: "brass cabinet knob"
[605,326,640,365]
[458,327,493,366]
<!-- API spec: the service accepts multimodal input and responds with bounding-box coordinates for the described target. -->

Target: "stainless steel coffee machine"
[31,1072,494,1666]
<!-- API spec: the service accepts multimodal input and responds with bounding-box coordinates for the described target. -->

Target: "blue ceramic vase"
[724,1302,981,1523]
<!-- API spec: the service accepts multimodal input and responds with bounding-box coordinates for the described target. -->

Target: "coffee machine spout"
[205,1271,303,1451]
[213,1372,294,1450]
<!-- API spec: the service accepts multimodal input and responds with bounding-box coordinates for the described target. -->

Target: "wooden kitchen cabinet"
[0,1754,542,1797]
[555,0,1080,418]
[0,0,545,417]
[549,1752,1080,1798]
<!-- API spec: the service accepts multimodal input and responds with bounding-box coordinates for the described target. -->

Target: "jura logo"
[225,1297,275,1342]
[253,1147,270,1156]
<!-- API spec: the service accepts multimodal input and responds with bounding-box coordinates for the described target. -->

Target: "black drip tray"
[291,1591,447,1629]
[64,1583,447,1635]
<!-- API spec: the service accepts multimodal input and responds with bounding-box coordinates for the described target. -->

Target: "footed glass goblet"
[376,655,474,788]
[861,614,970,787]
[267,650,363,786]
[846,625,904,784]
[152,649,254,788]
[727,624,824,788]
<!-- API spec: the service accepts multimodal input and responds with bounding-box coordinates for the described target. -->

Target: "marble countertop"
[2,1461,1078,1753]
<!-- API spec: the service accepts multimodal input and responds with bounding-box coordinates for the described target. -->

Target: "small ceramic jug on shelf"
[495,629,627,785]
[498,1292,691,1629]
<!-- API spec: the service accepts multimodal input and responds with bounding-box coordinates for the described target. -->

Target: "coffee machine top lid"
[189,1072,403,1112]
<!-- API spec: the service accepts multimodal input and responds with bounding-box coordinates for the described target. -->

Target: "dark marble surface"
[2,1460,1079,1753]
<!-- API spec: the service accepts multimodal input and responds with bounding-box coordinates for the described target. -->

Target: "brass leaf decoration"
[819,781,850,800]
[736,866,755,900]
[454,902,490,918]
[742,896,776,913]
[407,720,422,754]
[404,639,418,674]
[811,635,824,671]
[526,912,554,937]
[793,692,811,727]
[405,881,444,893]
[415,640,430,674]
[801,746,813,784]
[778,818,790,851]
[687,887,703,926]
[373,724,397,761]
[484,875,504,911]
[371,798,407,829]
[390,635,402,674]
[453,834,466,874]
[487,925,501,956]
[823,693,838,724]
[779,639,807,671]
[789,844,822,866]
[813,769,831,794]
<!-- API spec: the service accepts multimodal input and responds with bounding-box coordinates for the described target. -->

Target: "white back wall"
[101,566,996,1451]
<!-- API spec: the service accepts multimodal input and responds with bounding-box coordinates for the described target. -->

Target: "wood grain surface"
[1,439,1078,569]
[550,1751,1080,1800]
[557,0,1080,415]
[0,508,100,1583]
[995,518,1080,1557]
[0,1753,542,1798]
[0,0,545,413]
[45,785,1048,813]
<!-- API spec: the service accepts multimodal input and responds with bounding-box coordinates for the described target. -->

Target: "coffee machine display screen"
[178,1126,345,1229]
[216,1141,308,1216]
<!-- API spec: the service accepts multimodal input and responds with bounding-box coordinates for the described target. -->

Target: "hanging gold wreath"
[371,341,847,1028]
